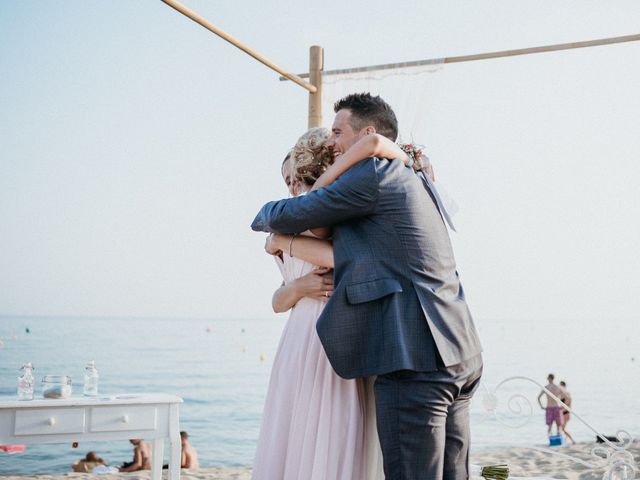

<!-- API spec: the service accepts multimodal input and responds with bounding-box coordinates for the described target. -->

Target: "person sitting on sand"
[119,439,152,472]
[559,380,575,443]
[537,373,564,436]
[180,431,199,469]
[72,451,106,472]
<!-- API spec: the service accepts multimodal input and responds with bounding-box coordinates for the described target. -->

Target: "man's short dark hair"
[180,431,188,439]
[334,93,398,141]
[548,373,555,381]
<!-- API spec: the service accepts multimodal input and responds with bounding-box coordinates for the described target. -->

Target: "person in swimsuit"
[537,373,564,436]
[72,451,106,473]
[559,380,575,443]
[119,439,151,472]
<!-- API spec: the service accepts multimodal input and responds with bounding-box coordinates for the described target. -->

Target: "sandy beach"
[470,439,639,479]
[0,468,252,480]
[3,440,637,480]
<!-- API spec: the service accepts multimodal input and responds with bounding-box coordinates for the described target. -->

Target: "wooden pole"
[281,33,640,80]
[161,0,316,93]
[308,46,324,128]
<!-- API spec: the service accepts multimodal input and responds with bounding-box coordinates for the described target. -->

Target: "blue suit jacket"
[252,158,482,379]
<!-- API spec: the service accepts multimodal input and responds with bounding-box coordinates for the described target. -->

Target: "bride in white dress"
[253,127,414,480]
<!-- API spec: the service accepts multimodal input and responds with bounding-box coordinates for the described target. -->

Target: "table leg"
[152,438,164,480]
[168,403,181,480]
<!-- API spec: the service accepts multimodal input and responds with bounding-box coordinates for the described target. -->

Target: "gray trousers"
[374,354,483,480]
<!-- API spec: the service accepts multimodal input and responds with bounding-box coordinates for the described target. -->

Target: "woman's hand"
[271,267,334,312]
[295,267,334,301]
[417,153,435,182]
[264,233,288,256]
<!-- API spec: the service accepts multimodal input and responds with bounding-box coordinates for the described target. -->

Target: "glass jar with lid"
[42,375,72,399]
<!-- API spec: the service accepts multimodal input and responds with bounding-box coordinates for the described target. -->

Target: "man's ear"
[362,126,376,135]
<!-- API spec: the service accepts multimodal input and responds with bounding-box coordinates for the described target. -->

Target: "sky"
[1,1,639,323]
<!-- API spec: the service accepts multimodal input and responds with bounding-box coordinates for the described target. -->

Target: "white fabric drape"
[321,61,459,218]
[321,61,444,142]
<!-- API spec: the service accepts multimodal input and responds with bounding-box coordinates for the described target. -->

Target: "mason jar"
[42,375,72,399]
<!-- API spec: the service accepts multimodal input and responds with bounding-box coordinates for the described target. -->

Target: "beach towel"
[0,444,26,454]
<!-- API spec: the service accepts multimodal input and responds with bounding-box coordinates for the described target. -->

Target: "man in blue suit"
[252,93,482,479]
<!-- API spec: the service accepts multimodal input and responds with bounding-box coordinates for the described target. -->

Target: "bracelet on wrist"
[288,234,297,257]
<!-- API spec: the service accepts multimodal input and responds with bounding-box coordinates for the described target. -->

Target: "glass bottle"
[83,360,99,396]
[17,363,34,400]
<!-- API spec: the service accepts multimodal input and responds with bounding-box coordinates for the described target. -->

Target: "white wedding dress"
[252,253,383,480]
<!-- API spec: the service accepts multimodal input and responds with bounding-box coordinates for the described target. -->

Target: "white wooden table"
[0,393,182,479]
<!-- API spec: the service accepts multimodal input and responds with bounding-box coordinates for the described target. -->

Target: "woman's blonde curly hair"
[290,127,333,186]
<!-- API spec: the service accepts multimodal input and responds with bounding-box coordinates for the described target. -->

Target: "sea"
[0,316,638,475]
